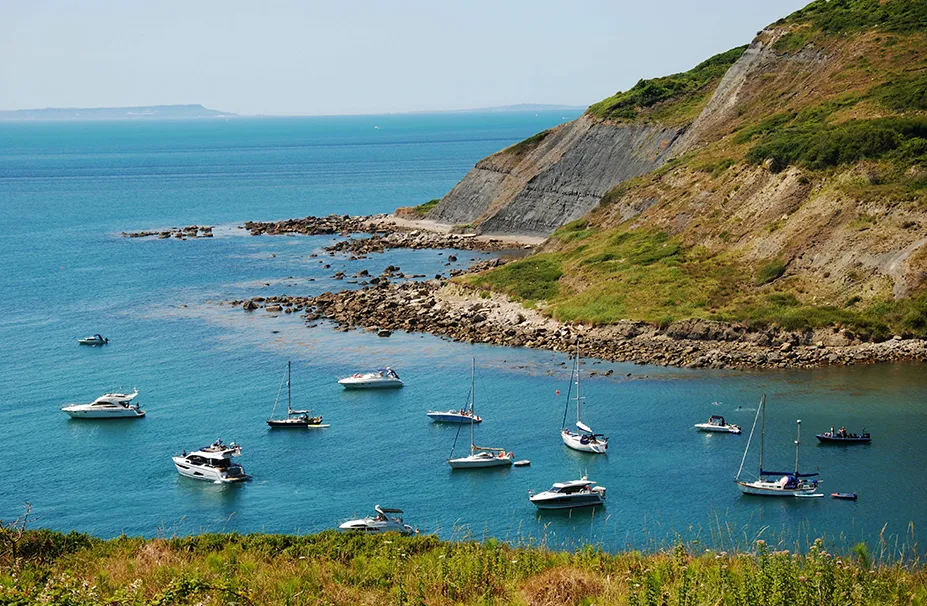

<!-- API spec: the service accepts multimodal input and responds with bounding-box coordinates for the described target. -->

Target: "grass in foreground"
[0,530,925,605]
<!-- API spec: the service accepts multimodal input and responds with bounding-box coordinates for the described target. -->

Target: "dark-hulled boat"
[816,427,870,444]
[267,361,329,429]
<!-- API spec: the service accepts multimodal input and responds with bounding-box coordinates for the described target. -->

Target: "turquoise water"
[1,113,926,552]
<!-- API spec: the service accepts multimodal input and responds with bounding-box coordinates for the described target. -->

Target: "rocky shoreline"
[225,281,927,370]
[123,225,213,239]
[127,214,530,253]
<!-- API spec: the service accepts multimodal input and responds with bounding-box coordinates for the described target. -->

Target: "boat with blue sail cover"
[735,395,820,497]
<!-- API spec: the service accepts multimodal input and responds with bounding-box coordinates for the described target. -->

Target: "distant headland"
[0,104,235,121]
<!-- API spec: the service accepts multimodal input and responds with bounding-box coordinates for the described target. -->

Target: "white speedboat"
[172,439,251,483]
[61,390,144,419]
[338,505,416,535]
[338,368,403,389]
[447,359,513,469]
[695,415,741,434]
[560,340,608,454]
[77,334,108,346]
[529,477,606,510]
[267,361,329,428]
[735,395,820,497]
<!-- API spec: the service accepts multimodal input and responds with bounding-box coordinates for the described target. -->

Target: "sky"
[1,0,810,116]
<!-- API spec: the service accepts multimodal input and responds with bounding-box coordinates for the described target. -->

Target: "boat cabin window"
[559,484,588,494]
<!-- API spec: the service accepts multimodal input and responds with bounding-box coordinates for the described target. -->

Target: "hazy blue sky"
[2,0,809,115]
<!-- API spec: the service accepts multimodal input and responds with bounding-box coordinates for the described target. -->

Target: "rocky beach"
[225,276,927,370]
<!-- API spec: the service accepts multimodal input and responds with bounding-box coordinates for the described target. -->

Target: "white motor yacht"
[338,368,403,389]
[77,334,108,346]
[338,505,416,535]
[172,439,251,483]
[695,415,741,434]
[61,390,144,419]
[529,477,606,510]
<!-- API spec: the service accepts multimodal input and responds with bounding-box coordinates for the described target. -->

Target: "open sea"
[1,112,926,553]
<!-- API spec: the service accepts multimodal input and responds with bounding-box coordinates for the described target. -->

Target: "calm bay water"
[1,112,925,552]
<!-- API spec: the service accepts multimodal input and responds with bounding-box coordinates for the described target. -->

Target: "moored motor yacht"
[338,368,403,389]
[172,439,251,483]
[816,426,870,444]
[338,505,416,535]
[61,390,144,419]
[529,477,606,510]
[695,415,741,434]
[78,334,108,346]
[427,409,482,424]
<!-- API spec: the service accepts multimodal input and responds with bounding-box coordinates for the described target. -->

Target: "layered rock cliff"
[428,116,683,235]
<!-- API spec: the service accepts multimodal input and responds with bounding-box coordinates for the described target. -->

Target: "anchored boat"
[529,477,606,510]
[734,395,821,497]
[447,359,513,469]
[77,334,108,346]
[61,390,144,419]
[816,427,870,444]
[338,368,403,389]
[338,505,416,535]
[560,339,608,454]
[172,439,251,483]
[267,361,328,428]
[695,415,741,434]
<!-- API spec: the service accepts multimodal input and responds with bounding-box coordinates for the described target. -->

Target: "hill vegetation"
[1,530,924,605]
[466,0,927,338]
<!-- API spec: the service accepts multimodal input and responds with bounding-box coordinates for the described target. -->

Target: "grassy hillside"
[1,530,924,605]
[586,46,747,126]
[467,0,927,338]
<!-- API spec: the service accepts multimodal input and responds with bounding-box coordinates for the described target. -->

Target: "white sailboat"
[735,395,821,497]
[447,359,513,469]
[560,340,608,454]
[267,361,329,428]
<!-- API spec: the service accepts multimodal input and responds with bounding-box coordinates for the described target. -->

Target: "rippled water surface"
[1,113,925,551]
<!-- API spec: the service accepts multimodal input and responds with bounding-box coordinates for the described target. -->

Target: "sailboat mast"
[575,340,582,423]
[470,358,476,455]
[287,361,292,413]
[795,419,801,475]
[759,395,766,473]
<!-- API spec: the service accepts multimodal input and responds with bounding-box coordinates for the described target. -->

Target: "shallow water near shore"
[1,113,926,552]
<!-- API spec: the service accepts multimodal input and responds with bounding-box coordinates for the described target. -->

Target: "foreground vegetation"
[0,529,925,605]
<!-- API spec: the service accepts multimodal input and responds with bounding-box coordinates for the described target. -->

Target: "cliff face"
[427,115,683,236]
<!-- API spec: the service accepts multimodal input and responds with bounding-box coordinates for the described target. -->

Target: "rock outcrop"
[427,115,683,236]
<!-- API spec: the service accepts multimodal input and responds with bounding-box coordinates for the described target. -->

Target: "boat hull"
[448,455,513,469]
[695,424,741,434]
[427,411,481,423]
[736,480,818,497]
[530,494,605,510]
[172,457,250,483]
[561,430,607,454]
[815,435,870,444]
[266,419,327,428]
[339,379,403,390]
[62,407,144,419]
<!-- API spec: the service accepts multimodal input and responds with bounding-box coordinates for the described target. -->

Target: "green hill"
[465,0,927,339]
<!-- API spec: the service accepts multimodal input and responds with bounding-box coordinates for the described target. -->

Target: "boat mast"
[759,394,766,474]
[794,419,801,475]
[470,357,476,455]
[575,339,582,425]
[287,360,292,413]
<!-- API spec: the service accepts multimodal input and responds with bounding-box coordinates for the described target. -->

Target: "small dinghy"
[832,492,858,500]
